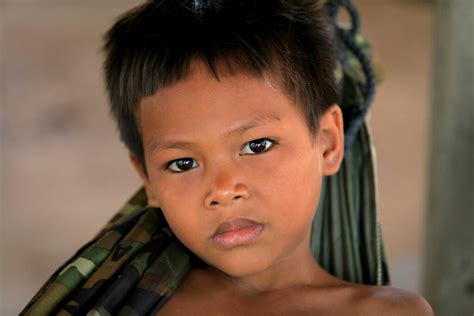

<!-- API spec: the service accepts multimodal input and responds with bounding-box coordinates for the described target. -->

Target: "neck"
[207,236,327,295]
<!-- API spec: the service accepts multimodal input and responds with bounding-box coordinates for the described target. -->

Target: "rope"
[326,0,376,150]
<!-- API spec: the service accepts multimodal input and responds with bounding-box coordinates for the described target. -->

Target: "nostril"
[209,195,241,207]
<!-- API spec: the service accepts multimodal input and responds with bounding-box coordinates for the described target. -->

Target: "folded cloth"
[21,192,191,316]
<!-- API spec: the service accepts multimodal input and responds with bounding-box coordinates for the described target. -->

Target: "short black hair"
[103,0,339,176]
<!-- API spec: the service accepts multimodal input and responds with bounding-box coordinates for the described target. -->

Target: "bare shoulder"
[355,285,434,316]
[155,270,210,316]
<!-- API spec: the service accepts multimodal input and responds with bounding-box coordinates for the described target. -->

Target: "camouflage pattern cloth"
[20,189,191,316]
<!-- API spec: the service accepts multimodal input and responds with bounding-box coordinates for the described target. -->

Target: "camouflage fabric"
[20,195,191,316]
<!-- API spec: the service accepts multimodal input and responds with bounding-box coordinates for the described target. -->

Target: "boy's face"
[132,61,343,278]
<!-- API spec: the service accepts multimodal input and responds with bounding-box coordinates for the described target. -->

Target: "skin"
[130,60,434,315]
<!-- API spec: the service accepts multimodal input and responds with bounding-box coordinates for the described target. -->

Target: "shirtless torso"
[157,266,433,316]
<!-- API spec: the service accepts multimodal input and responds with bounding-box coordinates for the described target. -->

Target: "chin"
[206,249,273,278]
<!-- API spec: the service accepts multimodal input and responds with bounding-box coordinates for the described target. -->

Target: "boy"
[23,0,434,315]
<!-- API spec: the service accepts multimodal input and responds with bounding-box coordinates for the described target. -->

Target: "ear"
[129,154,160,207]
[318,105,344,176]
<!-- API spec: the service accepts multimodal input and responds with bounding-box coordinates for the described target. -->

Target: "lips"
[211,218,264,249]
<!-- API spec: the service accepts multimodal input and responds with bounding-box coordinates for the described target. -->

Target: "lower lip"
[211,224,264,249]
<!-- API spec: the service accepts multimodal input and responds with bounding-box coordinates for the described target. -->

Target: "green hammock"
[20,2,389,315]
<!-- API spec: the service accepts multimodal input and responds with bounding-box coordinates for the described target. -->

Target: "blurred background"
[1,0,472,315]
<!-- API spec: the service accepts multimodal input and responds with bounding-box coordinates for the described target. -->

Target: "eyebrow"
[149,114,281,152]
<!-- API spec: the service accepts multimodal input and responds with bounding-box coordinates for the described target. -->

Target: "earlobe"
[319,105,344,176]
[129,154,160,207]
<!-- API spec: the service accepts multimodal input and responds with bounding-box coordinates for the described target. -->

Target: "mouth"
[211,218,264,249]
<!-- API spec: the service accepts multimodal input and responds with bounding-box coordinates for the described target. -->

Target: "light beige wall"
[1,2,144,314]
[1,0,433,314]
[356,0,433,292]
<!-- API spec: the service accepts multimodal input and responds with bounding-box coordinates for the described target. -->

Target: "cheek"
[160,206,204,254]
[261,149,322,227]
[153,180,203,242]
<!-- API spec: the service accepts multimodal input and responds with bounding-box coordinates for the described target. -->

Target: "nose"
[203,162,250,209]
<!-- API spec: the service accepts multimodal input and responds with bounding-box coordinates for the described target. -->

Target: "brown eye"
[167,158,198,173]
[241,138,275,154]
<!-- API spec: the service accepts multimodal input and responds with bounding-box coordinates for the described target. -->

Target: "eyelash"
[163,137,278,174]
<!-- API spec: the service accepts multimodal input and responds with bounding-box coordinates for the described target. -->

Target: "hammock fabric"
[21,1,389,315]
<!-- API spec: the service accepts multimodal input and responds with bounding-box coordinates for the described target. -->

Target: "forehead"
[141,60,284,109]
[139,61,309,149]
